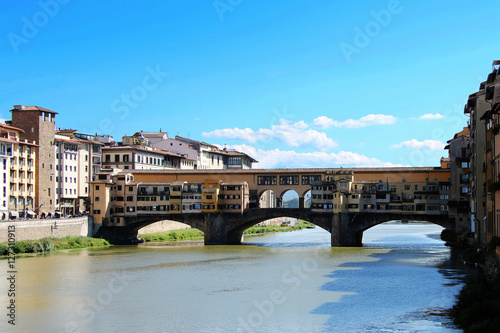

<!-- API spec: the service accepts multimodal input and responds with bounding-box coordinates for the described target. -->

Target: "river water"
[2,222,475,333]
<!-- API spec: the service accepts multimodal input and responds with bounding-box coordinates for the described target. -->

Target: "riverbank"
[0,236,110,256]
[139,220,316,243]
[447,235,500,332]
[244,220,314,235]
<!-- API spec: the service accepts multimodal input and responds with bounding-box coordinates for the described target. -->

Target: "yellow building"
[202,179,221,212]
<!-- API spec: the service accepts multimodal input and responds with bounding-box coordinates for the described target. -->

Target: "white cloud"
[0,117,6,124]
[225,144,404,169]
[203,119,338,150]
[418,113,444,120]
[312,116,335,129]
[313,114,397,129]
[391,139,445,151]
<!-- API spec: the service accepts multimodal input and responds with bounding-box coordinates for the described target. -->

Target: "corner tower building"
[10,105,58,216]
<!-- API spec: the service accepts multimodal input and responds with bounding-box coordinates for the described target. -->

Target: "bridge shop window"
[258,176,277,185]
[280,175,299,185]
[302,175,322,185]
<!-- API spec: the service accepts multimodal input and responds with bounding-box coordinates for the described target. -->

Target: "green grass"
[244,220,315,235]
[0,236,110,256]
[139,228,204,242]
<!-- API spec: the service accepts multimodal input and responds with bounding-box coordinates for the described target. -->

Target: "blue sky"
[1,0,498,168]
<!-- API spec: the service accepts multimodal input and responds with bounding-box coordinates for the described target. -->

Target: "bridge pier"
[330,213,363,247]
[203,214,245,245]
[299,197,305,209]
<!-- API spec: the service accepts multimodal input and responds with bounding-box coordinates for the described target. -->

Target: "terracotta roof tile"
[10,105,58,114]
[0,123,25,133]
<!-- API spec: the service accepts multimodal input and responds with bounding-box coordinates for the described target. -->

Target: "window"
[96,185,100,190]
[115,154,120,162]
[279,175,299,185]
[257,176,277,185]
[95,197,100,201]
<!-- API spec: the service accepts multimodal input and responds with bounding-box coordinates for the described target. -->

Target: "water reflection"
[1,222,475,333]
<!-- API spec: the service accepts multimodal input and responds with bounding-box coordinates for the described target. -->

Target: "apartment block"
[468,61,500,245]
[445,127,471,234]
[310,169,451,216]
[90,169,250,227]
[0,123,38,219]
[101,145,194,170]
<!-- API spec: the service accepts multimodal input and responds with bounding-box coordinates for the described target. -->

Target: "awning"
[26,211,36,216]
[9,211,19,218]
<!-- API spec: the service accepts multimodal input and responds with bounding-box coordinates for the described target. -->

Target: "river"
[2,222,475,333]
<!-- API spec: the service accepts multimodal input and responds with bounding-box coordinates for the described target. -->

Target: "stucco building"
[0,123,38,219]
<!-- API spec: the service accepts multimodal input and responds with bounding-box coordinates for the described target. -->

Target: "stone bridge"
[95,209,454,246]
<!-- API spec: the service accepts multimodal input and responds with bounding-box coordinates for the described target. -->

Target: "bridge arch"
[280,189,299,208]
[345,213,454,246]
[258,189,277,208]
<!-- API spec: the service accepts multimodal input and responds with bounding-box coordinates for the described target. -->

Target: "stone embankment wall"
[0,217,91,243]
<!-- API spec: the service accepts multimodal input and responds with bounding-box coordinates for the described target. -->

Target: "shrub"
[441,229,457,243]
[0,244,9,256]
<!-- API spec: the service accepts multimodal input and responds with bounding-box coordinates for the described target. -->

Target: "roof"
[10,105,59,114]
[57,129,77,134]
[74,137,104,145]
[54,137,81,145]
[137,132,168,138]
[0,123,24,133]
[175,135,218,148]
[0,136,39,146]
[130,167,449,175]
[102,145,188,158]
[223,149,258,162]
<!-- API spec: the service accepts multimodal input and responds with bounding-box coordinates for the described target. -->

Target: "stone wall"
[0,217,91,243]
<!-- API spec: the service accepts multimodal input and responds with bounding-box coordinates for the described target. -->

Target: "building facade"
[463,62,500,245]
[445,128,471,234]
[0,123,38,219]
[10,105,57,216]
